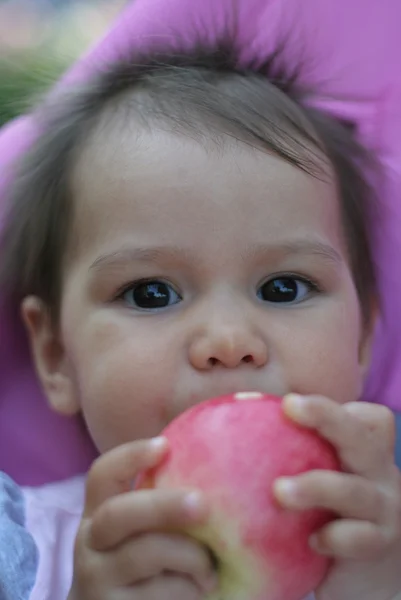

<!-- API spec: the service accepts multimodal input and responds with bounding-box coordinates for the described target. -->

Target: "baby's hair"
[0,41,377,326]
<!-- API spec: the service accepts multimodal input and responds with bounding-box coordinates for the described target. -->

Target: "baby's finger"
[283,394,394,479]
[84,437,168,517]
[274,471,386,521]
[90,488,207,550]
[107,532,217,592]
[344,402,396,459]
[309,519,388,559]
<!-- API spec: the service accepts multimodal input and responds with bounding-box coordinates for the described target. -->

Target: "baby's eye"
[257,277,317,304]
[122,280,182,310]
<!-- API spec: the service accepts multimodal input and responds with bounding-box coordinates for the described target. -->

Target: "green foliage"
[0,0,121,127]
[0,51,70,126]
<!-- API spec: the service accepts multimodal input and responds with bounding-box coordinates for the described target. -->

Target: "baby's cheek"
[72,331,177,452]
[286,315,363,404]
[77,358,162,451]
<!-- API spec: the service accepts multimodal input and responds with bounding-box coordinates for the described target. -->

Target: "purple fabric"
[1,0,401,485]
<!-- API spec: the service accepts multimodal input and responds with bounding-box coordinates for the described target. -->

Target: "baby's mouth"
[185,384,286,408]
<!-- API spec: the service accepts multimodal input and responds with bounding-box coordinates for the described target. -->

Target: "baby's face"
[33,126,371,453]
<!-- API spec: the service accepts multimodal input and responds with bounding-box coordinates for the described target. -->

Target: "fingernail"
[183,491,204,519]
[149,436,168,451]
[283,394,308,421]
[274,478,298,505]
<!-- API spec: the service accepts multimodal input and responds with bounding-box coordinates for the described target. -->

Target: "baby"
[1,44,401,600]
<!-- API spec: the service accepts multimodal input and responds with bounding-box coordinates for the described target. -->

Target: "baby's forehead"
[71,88,330,196]
[72,116,331,200]
[71,67,325,180]
[68,120,341,263]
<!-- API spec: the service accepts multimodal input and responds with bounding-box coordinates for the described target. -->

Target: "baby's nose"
[189,326,268,370]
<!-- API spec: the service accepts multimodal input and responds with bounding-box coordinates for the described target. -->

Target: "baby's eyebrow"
[245,240,344,266]
[89,245,193,270]
[89,240,343,271]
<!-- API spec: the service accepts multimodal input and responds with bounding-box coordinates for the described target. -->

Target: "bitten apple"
[137,392,340,600]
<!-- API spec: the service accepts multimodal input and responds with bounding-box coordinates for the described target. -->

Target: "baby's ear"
[21,296,80,416]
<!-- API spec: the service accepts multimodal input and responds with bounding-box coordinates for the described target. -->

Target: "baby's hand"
[67,438,217,600]
[274,395,401,600]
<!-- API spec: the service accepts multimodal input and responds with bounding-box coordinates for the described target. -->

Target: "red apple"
[137,392,340,600]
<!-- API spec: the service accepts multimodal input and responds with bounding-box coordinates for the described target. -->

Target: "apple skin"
[137,393,340,600]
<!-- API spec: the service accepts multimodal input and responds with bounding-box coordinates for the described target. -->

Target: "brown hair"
[0,43,377,325]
